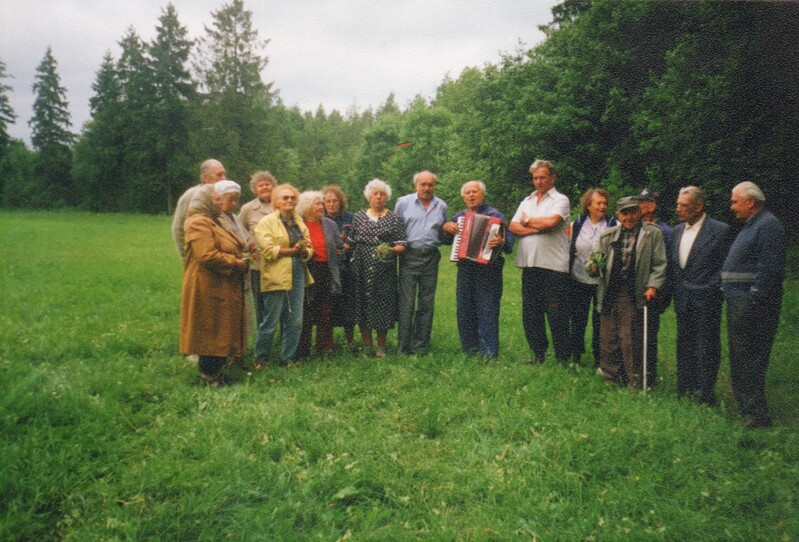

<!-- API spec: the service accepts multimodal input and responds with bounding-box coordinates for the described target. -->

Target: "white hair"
[296,190,323,217]
[733,181,766,204]
[199,159,223,181]
[460,180,486,197]
[364,178,392,201]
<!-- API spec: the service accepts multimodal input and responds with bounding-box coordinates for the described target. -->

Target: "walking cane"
[642,303,648,394]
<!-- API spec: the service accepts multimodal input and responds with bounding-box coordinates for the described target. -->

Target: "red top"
[307,221,328,262]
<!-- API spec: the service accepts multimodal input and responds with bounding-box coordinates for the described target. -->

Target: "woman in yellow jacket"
[254,183,314,366]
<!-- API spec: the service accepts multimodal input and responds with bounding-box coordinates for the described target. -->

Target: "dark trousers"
[199,355,226,376]
[567,279,600,365]
[296,263,334,359]
[675,297,723,404]
[727,294,782,420]
[398,248,441,354]
[456,262,503,358]
[599,290,642,388]
[645,309,661,384]
[521,267,570,361]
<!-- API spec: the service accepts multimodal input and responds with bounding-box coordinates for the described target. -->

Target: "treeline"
[0,0,797,235]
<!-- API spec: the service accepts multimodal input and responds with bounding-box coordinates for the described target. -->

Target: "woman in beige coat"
[179,184,249,386]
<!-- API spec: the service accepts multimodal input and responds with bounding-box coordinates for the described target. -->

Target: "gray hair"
[364,178,392,201]
[249,170,276,194]
[199,159,223,182]
[679,186,705,205]
[529,159,556,176]
[413,170,437,185]
[733,181,766,204]
[460,180,486,197]
[296,190,323,217]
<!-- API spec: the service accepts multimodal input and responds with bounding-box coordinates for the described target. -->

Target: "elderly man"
[722,182,786,428]
[668,186,730,404]
[442,181,514,359]
[589,196,666,389]
[509,159,571,364]
[394,170,448,355]
[171,159,227,262]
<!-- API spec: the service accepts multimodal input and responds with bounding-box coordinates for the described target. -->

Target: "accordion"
[449,211,505,264]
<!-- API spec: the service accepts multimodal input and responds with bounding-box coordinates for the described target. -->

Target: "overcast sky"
[1,1,557,144]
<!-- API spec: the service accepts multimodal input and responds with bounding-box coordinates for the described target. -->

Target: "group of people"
[506,160,785,428]
[173,158,786,428]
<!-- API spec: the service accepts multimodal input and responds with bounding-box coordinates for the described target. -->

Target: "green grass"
[1,210,797,541]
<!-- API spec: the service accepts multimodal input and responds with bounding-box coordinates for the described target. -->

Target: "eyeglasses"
[281,195,296,201]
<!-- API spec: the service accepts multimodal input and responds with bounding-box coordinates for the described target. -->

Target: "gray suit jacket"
[594,222,667,313]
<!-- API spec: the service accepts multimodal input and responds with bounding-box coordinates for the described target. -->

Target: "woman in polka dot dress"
[347,179,407,357]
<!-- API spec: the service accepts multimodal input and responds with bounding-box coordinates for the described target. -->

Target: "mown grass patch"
[1,210,797,540]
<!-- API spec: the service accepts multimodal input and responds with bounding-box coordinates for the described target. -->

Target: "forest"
[0,0,797,236]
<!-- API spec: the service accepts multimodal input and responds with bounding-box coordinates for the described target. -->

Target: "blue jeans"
[250,269,265,329]
[254,258,305,364]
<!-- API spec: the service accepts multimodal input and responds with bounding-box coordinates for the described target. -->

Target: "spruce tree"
[73,52,125,211]
[116,29,159,211]
[149,3,195,212]
[29,47,75,206]
[191,0,280,182]
[0,59,17,154]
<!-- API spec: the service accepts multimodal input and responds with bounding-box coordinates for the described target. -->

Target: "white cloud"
[0,0,555,142]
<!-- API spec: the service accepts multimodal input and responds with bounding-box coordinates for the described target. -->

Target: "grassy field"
[1,210,797,541]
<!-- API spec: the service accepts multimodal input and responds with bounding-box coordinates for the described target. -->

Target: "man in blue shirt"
[394,171,448,355]
[722,181,786,428]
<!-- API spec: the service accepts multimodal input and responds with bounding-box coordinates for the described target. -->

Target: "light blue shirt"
[394,193,448,249]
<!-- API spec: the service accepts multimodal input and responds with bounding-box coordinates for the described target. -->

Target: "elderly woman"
[179,184,248,386]
[568,188,617,366]
[347,179,407,358]
[216,180,255,342]
[295,191,342,359]
[239,171,276,329]
[322,184,356,347]
[253,183,314,367]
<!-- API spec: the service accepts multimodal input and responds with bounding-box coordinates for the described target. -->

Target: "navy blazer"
[668,215,730,314]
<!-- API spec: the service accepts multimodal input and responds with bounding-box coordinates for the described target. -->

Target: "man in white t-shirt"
[509,160,571,364]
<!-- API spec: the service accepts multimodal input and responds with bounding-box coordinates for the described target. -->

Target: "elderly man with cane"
[587,196,667,390]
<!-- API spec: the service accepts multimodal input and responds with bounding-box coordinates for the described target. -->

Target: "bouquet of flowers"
[585,251,608,278]
[374,243,394,261]
[242,245,259,265]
